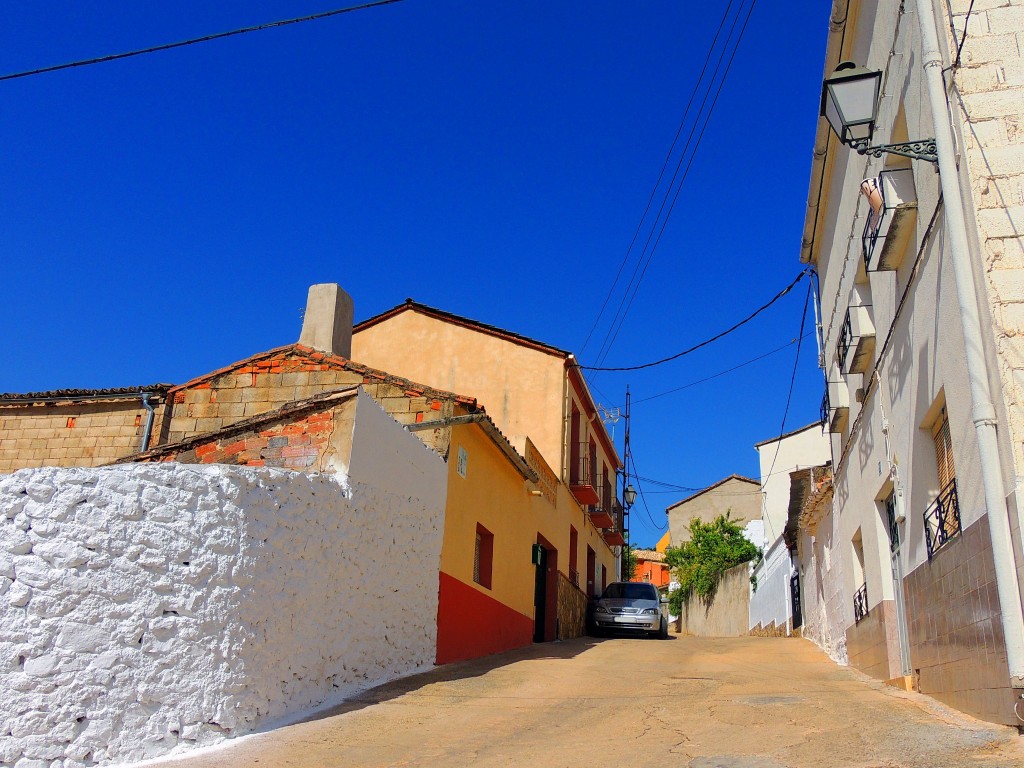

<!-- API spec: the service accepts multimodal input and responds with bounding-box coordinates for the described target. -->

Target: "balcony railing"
[837,311,853,372]
[569,443,600,505]
[924,479,961,559]
[862,169,917,272]
[862,203,884,271]
[853,582,869,624]
[837,305,875,374]
[821,378,850,433]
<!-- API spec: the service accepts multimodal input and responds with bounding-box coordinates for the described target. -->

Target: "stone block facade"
[952,0,1024,476]
[0,396,168,474]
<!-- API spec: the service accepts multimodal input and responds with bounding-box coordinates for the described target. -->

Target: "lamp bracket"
[851,137,937,163]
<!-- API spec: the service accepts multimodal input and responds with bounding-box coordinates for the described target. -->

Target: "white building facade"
[804,0,1024,725]
[748,424,831,635]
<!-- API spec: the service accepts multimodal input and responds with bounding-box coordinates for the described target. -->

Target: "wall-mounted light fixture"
[821,62,937,163]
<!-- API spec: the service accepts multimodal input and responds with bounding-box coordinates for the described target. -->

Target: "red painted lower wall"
[436,571,534,665]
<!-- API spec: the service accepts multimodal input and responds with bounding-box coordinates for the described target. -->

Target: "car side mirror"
[660,596,668,603]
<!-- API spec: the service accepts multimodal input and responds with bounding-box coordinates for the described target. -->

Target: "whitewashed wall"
[0,424,446,768]
[796,514,849,666]
[748,536,792,633]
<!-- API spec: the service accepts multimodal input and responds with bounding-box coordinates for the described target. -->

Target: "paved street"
[155,635,1024,768]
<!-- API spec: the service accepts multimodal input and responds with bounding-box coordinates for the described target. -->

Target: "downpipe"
[140,393,156,453]
[913,0,1024,686]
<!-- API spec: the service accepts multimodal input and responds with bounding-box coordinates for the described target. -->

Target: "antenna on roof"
[599,405,620,440]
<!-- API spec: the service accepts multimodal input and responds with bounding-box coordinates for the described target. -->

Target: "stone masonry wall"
[0,462,445,767]
[951,1,1024,475]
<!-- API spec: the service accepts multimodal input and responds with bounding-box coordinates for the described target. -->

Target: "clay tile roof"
[168,344,480,408]
[632,549,665,562]
[354,300,570,358]
[0,384,173,403]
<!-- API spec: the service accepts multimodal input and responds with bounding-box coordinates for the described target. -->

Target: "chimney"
[298,283,354,357]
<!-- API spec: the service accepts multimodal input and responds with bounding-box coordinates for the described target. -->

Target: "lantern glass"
[624,484,637,507]
[821,62,882,146]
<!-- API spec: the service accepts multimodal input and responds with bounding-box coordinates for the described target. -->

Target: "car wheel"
[658,618,669,639]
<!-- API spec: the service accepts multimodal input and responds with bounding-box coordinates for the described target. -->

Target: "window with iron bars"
[924,405,961,559]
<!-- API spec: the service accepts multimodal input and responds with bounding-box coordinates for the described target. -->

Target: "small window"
[932,406,955,490]
[473,524,493,589]
[456,445,468,478]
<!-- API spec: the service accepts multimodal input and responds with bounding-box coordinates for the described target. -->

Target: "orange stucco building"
[352,300,625,661]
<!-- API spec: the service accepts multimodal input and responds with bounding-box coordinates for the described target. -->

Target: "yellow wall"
[442,422,616,618]
[352,310,567,465]
[442,423,535,616]
[655,531,671,554]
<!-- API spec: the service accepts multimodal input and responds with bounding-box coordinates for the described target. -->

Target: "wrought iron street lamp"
[623,484,637,508]
[821,61,937,163]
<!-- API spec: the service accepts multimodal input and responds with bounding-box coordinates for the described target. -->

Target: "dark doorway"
[790,572,803,630]
[533,546,547,643]
[533,534,558,642]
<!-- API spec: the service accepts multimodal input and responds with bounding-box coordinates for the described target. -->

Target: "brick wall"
[141,407,343,472]
[165,348,463,458]
[0,399,166,473]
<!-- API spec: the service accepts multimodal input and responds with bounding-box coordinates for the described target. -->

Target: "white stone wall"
[0,459,446,767]
[748,536,792,633]
[796,517,849,666]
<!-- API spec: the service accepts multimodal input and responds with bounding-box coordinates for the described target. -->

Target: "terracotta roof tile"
[0,384,173,403]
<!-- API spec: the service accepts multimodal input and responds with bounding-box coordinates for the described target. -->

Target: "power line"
[629,455,667,531]
[761,279,813,483]
[630,332,811,406]
[579,0,740,356]
[593,0,759,367]
[579,268,810,372]
[0,0,405,82]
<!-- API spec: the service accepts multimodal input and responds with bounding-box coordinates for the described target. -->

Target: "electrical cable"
[594,0,759,366]
[579,268,810,372]
[0,0,404,82]
[630,332,811,405]
[628,454,667,531]
[761,279,813,484]
[579,0,740,356]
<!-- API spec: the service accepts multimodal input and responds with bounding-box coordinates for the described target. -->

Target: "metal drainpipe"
[140,393,157,453]
[913,0,1024,686]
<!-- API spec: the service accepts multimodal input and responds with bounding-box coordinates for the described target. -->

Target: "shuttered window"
[932,406,955,490]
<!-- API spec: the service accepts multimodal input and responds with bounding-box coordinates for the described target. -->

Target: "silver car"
[592,581,669,639]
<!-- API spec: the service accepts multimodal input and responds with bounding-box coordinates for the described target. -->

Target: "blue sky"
[1,1,833,546]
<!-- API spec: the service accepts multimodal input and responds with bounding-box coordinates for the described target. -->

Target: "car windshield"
[601,583,657,601]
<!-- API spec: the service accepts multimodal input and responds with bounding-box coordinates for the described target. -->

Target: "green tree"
[664,513,761,615]
[620,544,639,581]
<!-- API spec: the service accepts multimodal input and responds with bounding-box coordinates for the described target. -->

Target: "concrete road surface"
[150,635,1024,768]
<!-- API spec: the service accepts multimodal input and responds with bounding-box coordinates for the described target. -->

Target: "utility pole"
[621,386,632,563]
